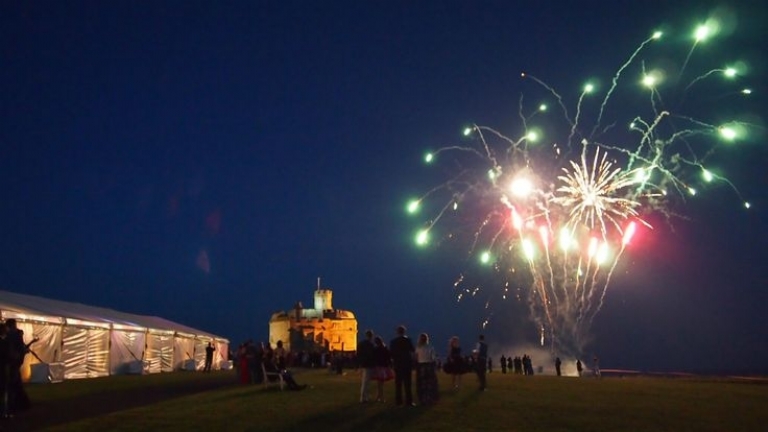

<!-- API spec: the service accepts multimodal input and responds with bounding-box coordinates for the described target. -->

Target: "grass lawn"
[5,369,767,431]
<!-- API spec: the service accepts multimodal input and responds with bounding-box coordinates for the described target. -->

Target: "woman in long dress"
[415,333,439,405]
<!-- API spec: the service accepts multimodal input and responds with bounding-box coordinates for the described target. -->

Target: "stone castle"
[268,280,357,353]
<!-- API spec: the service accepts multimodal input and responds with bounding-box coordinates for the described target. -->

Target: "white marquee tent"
[0,290,229,382]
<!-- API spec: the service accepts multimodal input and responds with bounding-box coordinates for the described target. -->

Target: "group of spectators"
[356,326,489,407]
[233,339,307,390]
[498,354,536,375]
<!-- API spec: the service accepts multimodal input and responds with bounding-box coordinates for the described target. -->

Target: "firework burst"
[407,20,760,356]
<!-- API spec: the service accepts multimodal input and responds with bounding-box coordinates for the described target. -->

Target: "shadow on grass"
[276,400,430,432]
[453,388,482,406]
[3,373,237,432]
[208,382,299,403]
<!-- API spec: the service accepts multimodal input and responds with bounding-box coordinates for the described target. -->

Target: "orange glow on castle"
[269,280,357,353]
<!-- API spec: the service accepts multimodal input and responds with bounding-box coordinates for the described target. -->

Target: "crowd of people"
[230,325,508,405]
[356,326,490,407]
[497,354,537,375]
[232,339,307,390]
[231,325,599,407]
[3,313,603,426]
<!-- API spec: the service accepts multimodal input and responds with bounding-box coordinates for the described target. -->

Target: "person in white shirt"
[414,333,439,405]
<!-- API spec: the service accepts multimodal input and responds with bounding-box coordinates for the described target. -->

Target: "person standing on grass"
[204,342,216,372]
[414,333,439,405]
[555,357,562,376]
[0,322,10,418]
[246,340,259,383]
[523,354,533,376]
[357,329,376,403]
[474,334,488,391]
[576,359,583,377]
[5,319,31,415]
[593,356,601,378]
[389,325,415,407]
[444,336,468,389]
[371,336,393,402]
[237,343,250,384]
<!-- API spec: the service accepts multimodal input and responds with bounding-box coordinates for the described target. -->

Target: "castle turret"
[314,289,333,311]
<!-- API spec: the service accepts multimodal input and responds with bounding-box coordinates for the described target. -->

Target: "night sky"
[2,1,766,374]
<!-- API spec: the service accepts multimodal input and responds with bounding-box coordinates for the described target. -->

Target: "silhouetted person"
[334,352,343,375]
[389,325,415,406]
[523,354,533,376]
[576,359,583,377]
[357,329,375,403]
[555,357,562,376]
[444,336,468,389]
[264,350,306,391]
[500,355,507,374]
[5,319,31,415]
[474,335,488,391]
[274,340,287,371]
[250,341,265,384]
[204,342,216,372]
[1,322,10,418]
[371,336,392,402]
[414,333,438,405]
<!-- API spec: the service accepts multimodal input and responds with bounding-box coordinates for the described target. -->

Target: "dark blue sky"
[2,1,766,373]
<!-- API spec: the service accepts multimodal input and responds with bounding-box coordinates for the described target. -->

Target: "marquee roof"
[0,289,228,342]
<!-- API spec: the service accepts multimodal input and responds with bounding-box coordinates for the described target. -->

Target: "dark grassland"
[3,369,766,431]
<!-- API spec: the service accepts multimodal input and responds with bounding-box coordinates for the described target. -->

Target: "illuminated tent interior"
[0,289,229,382]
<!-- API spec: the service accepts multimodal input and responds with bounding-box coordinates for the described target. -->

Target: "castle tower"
[314,289,333,311]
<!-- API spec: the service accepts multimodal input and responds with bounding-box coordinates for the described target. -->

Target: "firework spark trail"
[540,221,560,315]
[520,73,574,141]
[591,32,663,138]
[408,20,758,357]
[530,270,554,348]
[570,87,593,146]
[685,68,730,92]
[680,24,711,80]
[640,62,669,117]
[574,242,597,332]
[587,224,637,328]
[626,111,670,171]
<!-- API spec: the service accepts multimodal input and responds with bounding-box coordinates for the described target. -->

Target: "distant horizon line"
[595,368,768,379]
